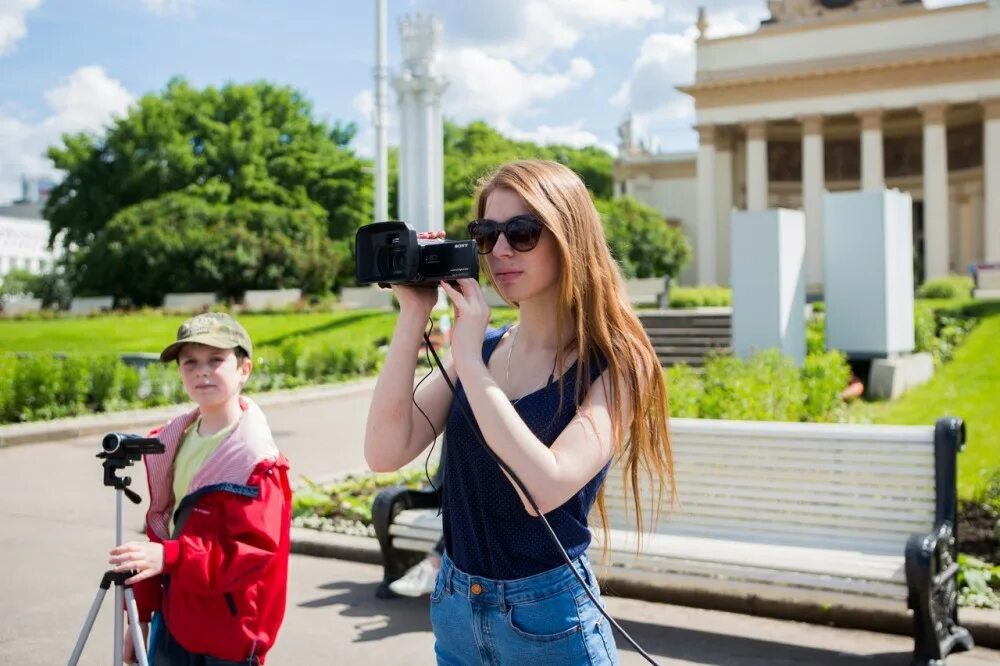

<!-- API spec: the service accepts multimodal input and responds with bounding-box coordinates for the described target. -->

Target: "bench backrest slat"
[601,418,937,553]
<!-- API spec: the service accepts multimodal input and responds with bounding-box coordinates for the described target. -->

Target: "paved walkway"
[1,391,997,664]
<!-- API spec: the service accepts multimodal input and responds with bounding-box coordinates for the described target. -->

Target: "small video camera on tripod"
[68,432,164,666]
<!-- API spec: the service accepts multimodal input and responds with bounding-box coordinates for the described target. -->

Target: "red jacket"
[132,397,291,664]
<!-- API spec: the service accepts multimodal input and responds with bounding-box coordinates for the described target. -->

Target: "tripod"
[68,434,164,666]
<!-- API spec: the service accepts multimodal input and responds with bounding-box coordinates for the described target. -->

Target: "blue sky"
[0,0,970,204]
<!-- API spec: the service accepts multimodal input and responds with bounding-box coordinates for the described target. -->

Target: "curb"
[289,528,1000,649]
[290,527,383,566]
[0,377,379,448]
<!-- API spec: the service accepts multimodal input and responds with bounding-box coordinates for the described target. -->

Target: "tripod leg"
[67,585,108,665]
[114,585,124,665]
[124,587,149,666]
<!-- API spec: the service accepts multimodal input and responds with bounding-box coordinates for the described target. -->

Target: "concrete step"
[646,334,732,346]
[658,356,708,367]
[654,345,732,356]
[643,327,733,338]
[641,318,732,329]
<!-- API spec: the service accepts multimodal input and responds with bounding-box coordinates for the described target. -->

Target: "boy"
[109,312,291,665]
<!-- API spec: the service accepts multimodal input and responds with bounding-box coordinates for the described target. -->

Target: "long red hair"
[474,159,675,542]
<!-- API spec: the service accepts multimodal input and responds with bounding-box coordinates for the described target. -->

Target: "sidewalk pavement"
[2,385,999,664]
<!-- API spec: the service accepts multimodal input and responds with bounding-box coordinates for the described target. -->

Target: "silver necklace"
[505,324,522,405]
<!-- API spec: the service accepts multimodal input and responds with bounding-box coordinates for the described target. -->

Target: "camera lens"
[377,247,407,277]
[390,251,406,274]
[102,433,123,453]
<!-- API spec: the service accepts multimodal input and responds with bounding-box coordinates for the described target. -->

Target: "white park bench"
[241,288,302,311]
[339,285,394,310]
[624,276,668,307]
[372,417,972,665]
[1,295,42,315]
[163,292,217,311]
[973,263,1000,300]
[69,296,113,315]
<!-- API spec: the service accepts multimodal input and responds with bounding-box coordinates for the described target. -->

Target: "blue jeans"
[430,552,619,665]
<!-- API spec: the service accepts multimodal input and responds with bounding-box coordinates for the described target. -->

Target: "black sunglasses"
[467,215,544,255]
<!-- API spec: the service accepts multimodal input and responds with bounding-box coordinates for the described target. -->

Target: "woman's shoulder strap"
[481,324,513,363]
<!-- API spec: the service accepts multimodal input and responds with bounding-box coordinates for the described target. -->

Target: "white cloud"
[0,0,42,55]
[140,0,195,16]
[611,30,696,116]
[433,0,663,65]
[0,66,134,204]
[497,120,603,150]
[440,48,594,125]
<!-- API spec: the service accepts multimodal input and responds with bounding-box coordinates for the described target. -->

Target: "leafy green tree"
[596,196,691,280]
[43,79,370,302]
[0,269,36,300]
[440,121,614,238]
[68,193,340,305]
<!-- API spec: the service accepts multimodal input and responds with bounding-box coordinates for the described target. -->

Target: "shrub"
[118,366,142,405]
[700,350,804,421]
[806,312,826,356]
[0,354,15,421]
[664,364,702,418]
[957,554,1000,609]
[917,275,973,299]
[669,286,731,309]
[57,355,90,417]
[88,355,124,410]
[293,468,435,535]
[915,307,976,366]
[11,354,62,421]
[800,350,851,422]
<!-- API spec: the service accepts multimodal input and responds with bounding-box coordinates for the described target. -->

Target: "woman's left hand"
[439,278,490,372]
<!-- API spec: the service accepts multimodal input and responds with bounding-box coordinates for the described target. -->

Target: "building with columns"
[614,0,1000,289]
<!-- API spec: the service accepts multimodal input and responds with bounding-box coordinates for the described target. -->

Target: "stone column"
[745,120,768,212]
[800,114,825,289]
[393,15,448,234]
[715,130,734,286]
[921,102,949,278]
[984,98,1000,262]
[857,108,884,190]
[696,124,718,285]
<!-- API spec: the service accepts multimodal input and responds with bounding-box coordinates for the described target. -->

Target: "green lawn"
[0,307,521,356]
[0,311,399,355]
[849,313,1000,500]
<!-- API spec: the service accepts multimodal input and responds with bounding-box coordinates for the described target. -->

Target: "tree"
[45,78,372,249]
[68,193,340,306]
[597,197,692,280]
[439,121,615,237]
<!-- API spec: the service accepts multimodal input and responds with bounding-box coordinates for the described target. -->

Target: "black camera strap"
[422,330,660,666]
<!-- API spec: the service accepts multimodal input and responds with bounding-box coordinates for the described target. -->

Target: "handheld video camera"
[355,221,478,287]
[99,432,164,462]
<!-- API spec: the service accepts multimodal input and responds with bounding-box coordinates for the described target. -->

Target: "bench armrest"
[904,417,973,665]
[372,483,442,596]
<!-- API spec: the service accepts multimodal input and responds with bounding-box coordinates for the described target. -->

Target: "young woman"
[364,159,673,665]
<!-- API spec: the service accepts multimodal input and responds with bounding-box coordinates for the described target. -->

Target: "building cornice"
[704,1,987,45]
[679,48,1000,109]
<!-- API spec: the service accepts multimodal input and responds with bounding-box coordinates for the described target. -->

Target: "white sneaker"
[389,558,440,598]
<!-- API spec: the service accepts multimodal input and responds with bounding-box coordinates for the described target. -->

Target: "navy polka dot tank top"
[441,324,610,579]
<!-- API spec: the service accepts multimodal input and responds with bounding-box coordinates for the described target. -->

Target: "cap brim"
[159,334,245,362]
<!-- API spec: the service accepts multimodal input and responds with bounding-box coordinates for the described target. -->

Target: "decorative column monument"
[823,189,932,399]
[393,14,448,234]
[731,209,807,366]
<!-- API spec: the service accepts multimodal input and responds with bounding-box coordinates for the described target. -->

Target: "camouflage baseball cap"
[160,312,253,362]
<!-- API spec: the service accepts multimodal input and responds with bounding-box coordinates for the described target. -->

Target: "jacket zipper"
[224,592,237,616]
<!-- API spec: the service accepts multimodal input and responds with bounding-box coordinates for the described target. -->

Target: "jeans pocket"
[505,590,583,643]
[429,570,446,603]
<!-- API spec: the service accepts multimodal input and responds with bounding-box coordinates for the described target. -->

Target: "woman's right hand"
[390,230,446,320]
